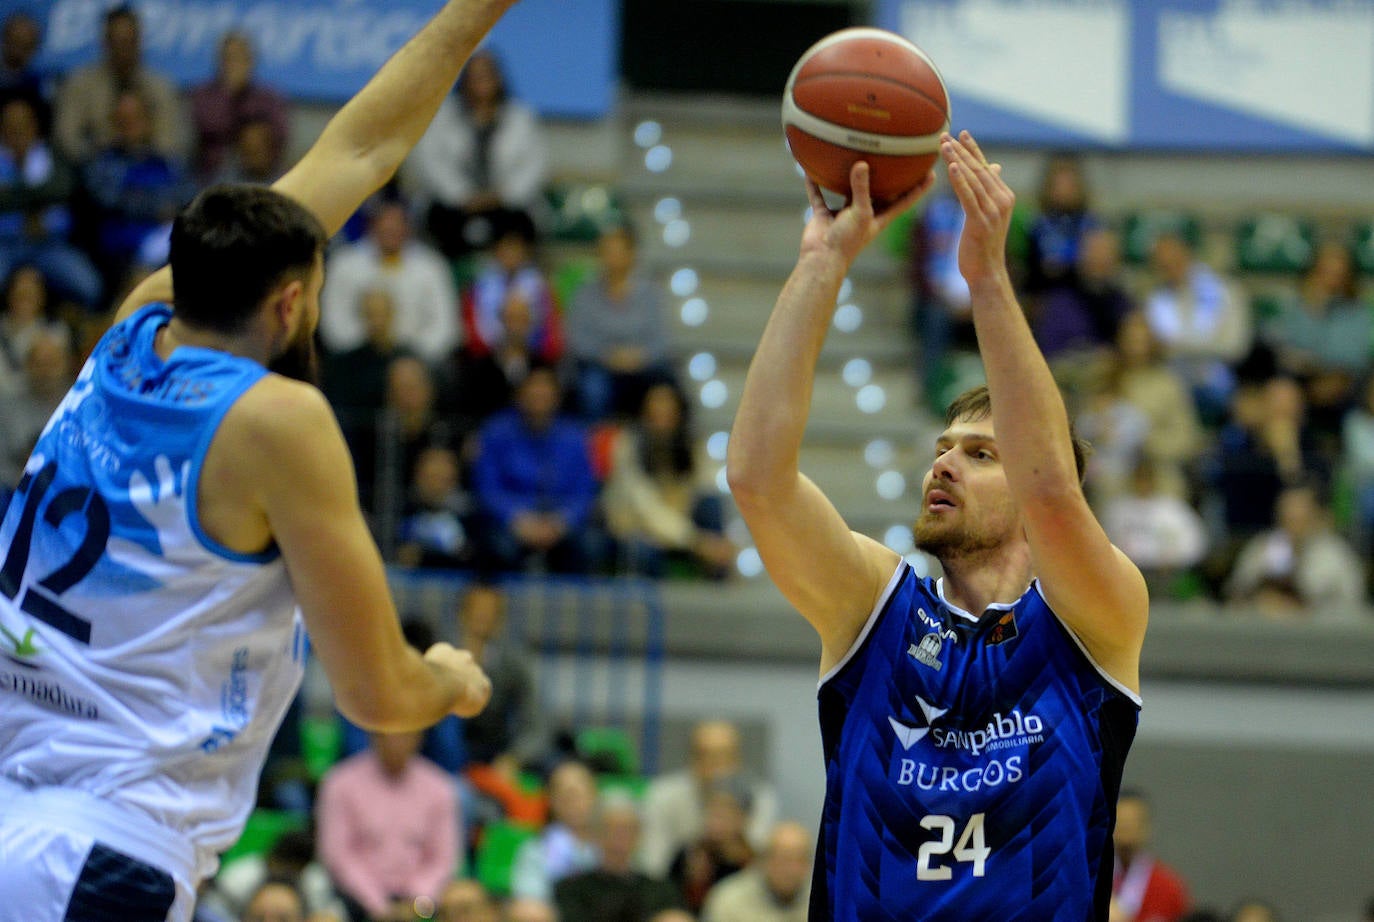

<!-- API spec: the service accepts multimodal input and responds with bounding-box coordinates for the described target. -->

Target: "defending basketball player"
[728,134,1148,920]
[0,3,519,920]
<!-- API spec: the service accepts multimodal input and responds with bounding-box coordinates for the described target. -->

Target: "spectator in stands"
[54,4,186,163]
[324,288,412,424]
[441,293,538,432]
[1032,227,1131,367]
[0,264,68,397]
[1211,376,1330,546]
[321,199,459,365]
[408,49,548,258]
[0,326,71,486]
[1101,459,1208,597]
[0,12,49,113]
[554,795,683,922]
[1343,376,1374,551]
[471,366,598,574]
[1224,482,1365,619]
[648,913,694,922]
[239,881,305,922]
[437,879,499,922]
[317,728,460,922]
[1111,790,1191,922]
[700,821,811,922]
[1261,240,1370,435]
[511,760,601,901]
[0,95,102,309]
[455,583,547,777]
[641,720,778,877]
[213,118,287,187]
[1078,311,1201,508]
[907,182,974,406]
[351,355,460,516]
[462,214,561,363]
[1227,901,1279,922]
[190,30,290,180]
[504,898,558,922]
[396,446,472,570]
[668,780,754,914]
[604,382,734,578]
[1023,153,1101,296]
[81,90,191,287]
[568,222,673,419]
[1142,230,1251,423]
[212,829,347,921]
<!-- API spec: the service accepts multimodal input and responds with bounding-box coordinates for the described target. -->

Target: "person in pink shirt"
[317,729,460,921]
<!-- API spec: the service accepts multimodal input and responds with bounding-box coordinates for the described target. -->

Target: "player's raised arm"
[941,131,1147,689]
[117,0,519,321]
[728,164,930,670]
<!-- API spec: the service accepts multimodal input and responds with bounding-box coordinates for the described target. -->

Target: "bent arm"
[728,166,926,667]
[944,133,1147,687]
[243,379,485,729]
[115,0,519,322]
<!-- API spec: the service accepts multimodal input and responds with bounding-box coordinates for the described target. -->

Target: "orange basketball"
[782,27,950,202]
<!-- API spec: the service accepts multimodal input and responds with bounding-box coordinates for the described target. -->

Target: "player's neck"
[937,545,1033,617]
[157,317,273,367]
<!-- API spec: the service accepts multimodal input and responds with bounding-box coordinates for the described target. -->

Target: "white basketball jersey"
[0,304,305,881]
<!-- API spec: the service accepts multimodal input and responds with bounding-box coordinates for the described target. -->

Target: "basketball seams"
[792,72,949,124]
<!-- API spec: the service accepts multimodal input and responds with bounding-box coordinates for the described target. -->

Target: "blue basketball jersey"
[812,563,1140,921]
[0,303,304,882]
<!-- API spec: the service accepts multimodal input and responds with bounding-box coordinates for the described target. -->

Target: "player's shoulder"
[221,376,337,455]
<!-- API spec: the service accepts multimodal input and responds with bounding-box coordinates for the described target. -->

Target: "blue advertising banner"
[876,0,1374,152]
[2,0,618,118]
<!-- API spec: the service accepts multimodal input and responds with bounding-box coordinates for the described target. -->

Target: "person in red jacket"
[1113,789,1192,922]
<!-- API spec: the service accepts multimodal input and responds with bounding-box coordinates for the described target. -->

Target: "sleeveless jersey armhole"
[1032,579,1143,708]
[817,561,908,691]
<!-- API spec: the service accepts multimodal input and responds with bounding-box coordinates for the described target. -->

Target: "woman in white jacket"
[407,49,548,257]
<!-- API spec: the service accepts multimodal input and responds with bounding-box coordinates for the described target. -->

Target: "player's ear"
[272,277,306,330]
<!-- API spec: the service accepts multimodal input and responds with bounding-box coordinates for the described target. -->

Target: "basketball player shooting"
[0,3,521,920]
[728,134,1149,920]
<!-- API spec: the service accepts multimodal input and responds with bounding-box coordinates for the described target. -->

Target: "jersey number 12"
[0,460,109,645]
[917,813,990,880]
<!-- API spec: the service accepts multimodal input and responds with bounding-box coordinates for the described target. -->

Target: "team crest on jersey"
[986,611,1018,646]
[908,632,944,670]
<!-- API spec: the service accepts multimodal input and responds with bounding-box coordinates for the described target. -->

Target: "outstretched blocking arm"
[727,165,930,672]
[235,378,491,730]
[116,0,520,320]
[942,132,1147,690]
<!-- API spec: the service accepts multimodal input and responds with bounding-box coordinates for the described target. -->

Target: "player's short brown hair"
[944,385,1091,485]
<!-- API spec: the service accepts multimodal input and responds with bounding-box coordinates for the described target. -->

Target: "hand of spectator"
[423,642,493,718]
[491,752,521,780]
[606,345,647,372]
[693,532,737,572]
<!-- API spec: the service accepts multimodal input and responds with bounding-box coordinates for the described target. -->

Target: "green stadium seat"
[219,809,307,868]
[552,258,597,310]
[474,819,540,897]
[1250,292,1288,325]
[300,715,342,782]
[1350,220,1374,276]
[545,183,625,243]
[1234,213,1316,274]
[1121,210,1202,265]
[576,726,640,776]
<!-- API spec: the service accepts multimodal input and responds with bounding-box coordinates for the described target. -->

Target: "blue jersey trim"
[184,374,280,565]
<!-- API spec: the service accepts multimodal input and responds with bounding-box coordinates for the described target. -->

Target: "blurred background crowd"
[1,3,1372,922]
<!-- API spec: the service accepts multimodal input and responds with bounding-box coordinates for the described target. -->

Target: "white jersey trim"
[1032,579,1143,708]
[818,561,907,690]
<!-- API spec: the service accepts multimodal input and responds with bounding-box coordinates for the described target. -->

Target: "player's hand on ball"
[801,161,932,265]
[424,642,492,718]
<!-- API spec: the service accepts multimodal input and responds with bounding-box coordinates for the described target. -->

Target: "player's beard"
[913,505,1008,562]
[269,328,320,387]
